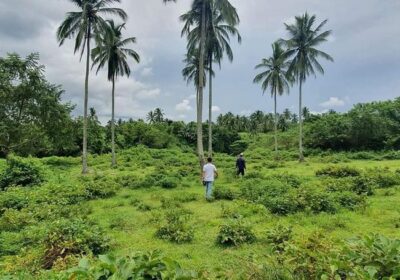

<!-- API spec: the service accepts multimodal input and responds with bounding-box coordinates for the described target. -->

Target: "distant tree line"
[2,53,399,158]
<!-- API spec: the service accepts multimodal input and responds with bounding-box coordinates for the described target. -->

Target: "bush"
[67,251,197,279]
[0,208,34,232]
[333,191,366,210]
[271,173,301,188]
[351,175,376,196]
[229,140,249,156]
[365,167,400,188]
[266,224,293,253]
[42,218,110,269]
[265,194,299,215]
[216,220,256,246]
[343,234,400,279]
[172,192,199,203]
[240,179,289,204]
[284,232,335,279]
[155,209,194,243]
[0,187,30,214]
[158,177,178,189]
[0,156,44,190]
[316,165,360,178]
[117,175,155,189]
[84,180,118,199]
[136,202,152,212]
[296,186,338,214]
[213,186,238,200]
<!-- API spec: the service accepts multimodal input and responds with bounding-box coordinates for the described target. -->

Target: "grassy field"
[1,144,400,278]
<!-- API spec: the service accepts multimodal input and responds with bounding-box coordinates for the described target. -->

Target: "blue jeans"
[204,181,213,199]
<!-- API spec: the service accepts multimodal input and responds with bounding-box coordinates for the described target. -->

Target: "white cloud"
[175,99,192,112]
[136,88,161,100]
[188,94,196,100]
[320,97,346,108]
[211,105,221,112]
[140,67,153,77]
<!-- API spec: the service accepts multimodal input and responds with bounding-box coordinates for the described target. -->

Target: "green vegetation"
[1,0,399,279]
[1,144,400,278]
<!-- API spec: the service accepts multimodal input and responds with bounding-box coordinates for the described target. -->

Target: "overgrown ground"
[1,141,400,279]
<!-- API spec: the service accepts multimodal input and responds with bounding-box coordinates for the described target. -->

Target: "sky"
[0,0,399,123]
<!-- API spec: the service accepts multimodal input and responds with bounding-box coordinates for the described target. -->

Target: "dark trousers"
[237,168,245,176]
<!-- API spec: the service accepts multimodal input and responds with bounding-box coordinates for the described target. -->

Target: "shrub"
[213,186,238,200]
[296,187,338,214]
[42,218,110,269]
[316,165,360,178]
[0,208,34,232]
[158,177,178,189]
[117,175,155,189]
[67,251,197,279]
[155,209,194,243]
[0,156,44,190]
[0,187,30,214]
[84,180,118,199]
[264,194,299,215]
[284,232,335,279]
[172,192,199,203]
[240,179,288,204]
[365,167,400,188]
[216,220,256,246]
[109,216,130,230]
[230,140,249,156]
[350,175,376,196]
[271,173,301,188]
[136,202,152,212]
[245,171,264,179]
[333,191,366,210]
[343,234,400,279]
[266,224,293,253]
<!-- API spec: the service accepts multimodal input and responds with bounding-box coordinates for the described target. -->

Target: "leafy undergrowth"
[1,147,400,279]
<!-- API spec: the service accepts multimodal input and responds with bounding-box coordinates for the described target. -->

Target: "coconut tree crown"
[253,42,292,97]
[91,20,140,81]
[282,12,334,82]
[57,0,127,59]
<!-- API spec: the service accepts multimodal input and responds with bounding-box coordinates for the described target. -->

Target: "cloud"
[1,0,399,122]
[175,99,192,112]
[136,88,161,100]
[212,106,221,113]
[140,67,153,77]
[320,97,346,108]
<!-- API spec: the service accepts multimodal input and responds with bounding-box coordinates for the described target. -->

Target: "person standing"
[236,153,246,177]
[202,157,218,200]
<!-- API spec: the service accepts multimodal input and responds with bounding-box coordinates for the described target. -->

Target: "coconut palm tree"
[182,49,214,117]
[57,0,127,173]
[282,13,333,162]
[180,0,239,167]
[91,20,140,167]
[154,108,165,123]
[147,111,156,124]
[182,3,240,156]
[253,42,291,157]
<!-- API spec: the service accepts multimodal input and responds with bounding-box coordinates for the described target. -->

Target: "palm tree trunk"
[299,79,305,162]
[197,0,206,168]
[82,24,91,174]
[274,90,278,159]
[111,76,116,167]
[208,59,213,157]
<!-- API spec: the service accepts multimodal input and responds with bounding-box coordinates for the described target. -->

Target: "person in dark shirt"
[236,153,246,177]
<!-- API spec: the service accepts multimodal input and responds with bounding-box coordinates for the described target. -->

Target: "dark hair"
[207,157,212,163]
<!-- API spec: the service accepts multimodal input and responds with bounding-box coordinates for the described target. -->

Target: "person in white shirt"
[202,157,218,200]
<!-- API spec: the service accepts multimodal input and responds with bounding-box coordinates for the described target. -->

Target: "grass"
[1,146,400,277]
